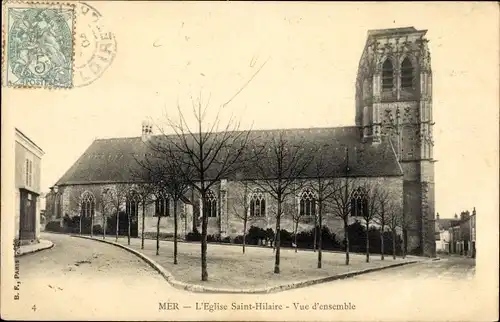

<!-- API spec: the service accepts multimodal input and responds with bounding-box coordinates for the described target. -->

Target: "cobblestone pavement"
[4,233,489,321]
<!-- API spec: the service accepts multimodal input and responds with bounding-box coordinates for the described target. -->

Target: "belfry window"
[401,58,413,89]
[382,59,394,90]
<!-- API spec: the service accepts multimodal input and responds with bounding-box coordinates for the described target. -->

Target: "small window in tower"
[401,58,413,89]
[382,59,394,91]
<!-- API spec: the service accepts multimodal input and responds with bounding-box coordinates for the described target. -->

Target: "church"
[46,26,436,257]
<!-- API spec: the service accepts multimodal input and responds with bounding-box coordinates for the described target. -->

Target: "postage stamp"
[2,1,75,89]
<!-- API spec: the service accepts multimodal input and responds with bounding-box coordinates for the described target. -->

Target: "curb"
[72,235,421,294]
[15,240,54,257]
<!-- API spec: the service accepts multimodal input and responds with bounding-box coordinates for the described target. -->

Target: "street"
[4,233,484,321]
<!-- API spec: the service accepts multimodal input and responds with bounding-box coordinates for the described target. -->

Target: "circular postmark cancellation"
[74,2,117,87]
[6,6,74,88]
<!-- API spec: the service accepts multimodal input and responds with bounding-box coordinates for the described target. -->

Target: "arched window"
[401,57,413,89]
[250,190,266,217]
[80,192,96,218]
[204,190,217,218]
[350,187,367,217]
[126,191,140,220]
[299,189,316,217]
[155,194,170,217]
[382,59,394,90]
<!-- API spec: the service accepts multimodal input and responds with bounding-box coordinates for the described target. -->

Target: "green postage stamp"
[3,1,75,88]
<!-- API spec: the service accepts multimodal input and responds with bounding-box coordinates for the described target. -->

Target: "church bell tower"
[355,27,436,257]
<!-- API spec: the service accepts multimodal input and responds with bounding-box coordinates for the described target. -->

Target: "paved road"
[4,233,487,321]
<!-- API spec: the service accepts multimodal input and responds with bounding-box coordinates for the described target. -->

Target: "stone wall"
[58,175,404,243]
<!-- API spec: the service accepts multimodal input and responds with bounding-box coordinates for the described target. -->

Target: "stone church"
[46,27,435,257]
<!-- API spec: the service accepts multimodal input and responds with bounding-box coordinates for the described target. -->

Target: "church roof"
[54,126,403,186]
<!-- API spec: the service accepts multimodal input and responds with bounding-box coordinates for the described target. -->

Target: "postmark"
[3,1,75,89]
[74,2,116,87]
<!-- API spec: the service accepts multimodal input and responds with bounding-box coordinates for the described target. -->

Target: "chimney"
[454,213,458,219]
[141,120,153,142]
[436,213,440,221]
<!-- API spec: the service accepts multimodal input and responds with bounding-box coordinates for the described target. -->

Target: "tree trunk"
[274,200,282,274]
[365,222,370,263]
[141,200,146,250]
[90,213,94,237]
[173,199,178,265]
[313,218,317,253]
[402,228,407,259]
[156,215,161,255]
[242,220,247,254]
[103,211,106,240]
[380,224,385,260]
[201,193,209,281]
[344,220,350,265]
[127,210,131,246]
[392,229,396,260]
[294,221,298,253]
[115,210,119,242]
[317,203,323,268]
[79,216,82,235]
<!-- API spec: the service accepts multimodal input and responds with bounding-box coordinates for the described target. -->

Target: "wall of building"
[58,175,403,244]
[15,139,43,242]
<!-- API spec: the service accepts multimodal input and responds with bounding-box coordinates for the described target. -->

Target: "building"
[435,213,460,253]
[15,128,45,245]
[445,210,476,257]
[469,207,476,258]
[48,27,436,257]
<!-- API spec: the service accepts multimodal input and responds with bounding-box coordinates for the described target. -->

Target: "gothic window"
[80,192,96,218]
[250,190,266,217]
[126,192,140,220]
[382,59,394,90]
[204,189,217,218]
[299,189,316,217]
[154,195,170,217]
[350,187,368,217]
[401,57,414,89]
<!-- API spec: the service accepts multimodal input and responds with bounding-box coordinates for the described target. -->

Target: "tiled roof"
[55,126,403,186]
[437,218,460,231]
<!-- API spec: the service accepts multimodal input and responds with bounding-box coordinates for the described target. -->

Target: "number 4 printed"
[32,305,37,312]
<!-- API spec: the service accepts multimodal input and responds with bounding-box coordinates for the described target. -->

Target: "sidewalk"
[15,239,54,257]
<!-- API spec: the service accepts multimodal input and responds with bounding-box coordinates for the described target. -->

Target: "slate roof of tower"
[54,126,403,186]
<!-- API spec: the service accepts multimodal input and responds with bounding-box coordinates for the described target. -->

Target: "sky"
[4,1,499,219]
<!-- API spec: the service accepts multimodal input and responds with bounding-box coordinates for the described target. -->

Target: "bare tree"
[386,200,403,260]
[231,181,251,254]
[309,144,343,268]
[360,181,385,263]
[107,184,129,242]
[330,148,356,265]
[374,188,391,260]
[400,210,410,259]
[99,187,111,239]
[128,163,157,250]
[148,98,253,281]
[288,199,302,253]
[247,131,313,274]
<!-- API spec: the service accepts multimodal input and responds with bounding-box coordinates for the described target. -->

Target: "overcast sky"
[5,2,498,219]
